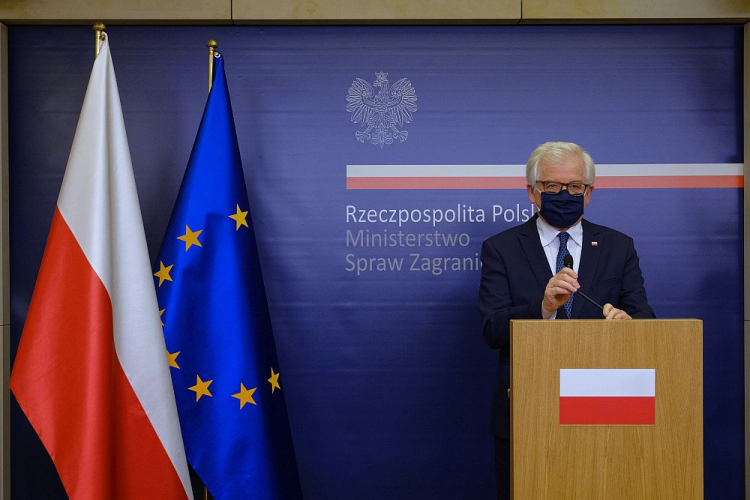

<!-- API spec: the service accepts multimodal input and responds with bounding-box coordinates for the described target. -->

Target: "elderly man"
[478,141,655,499]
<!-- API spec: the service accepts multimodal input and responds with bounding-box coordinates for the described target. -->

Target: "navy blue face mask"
[539,190,584,228]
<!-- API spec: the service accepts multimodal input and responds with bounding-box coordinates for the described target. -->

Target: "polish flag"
[10,35,193,499]
[559,369,655,425]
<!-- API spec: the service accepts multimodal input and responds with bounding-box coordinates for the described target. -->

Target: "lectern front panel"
[510,319,702,500]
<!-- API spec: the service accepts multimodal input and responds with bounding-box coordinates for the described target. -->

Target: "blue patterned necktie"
[555,232,574,318]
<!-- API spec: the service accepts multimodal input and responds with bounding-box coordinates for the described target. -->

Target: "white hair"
[525,142,595,185]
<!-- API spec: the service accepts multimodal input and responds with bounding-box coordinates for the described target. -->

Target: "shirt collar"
[536,216,583,247]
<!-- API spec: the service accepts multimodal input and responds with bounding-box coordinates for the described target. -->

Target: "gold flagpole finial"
[93,22,106,57]
[207,40,219,92]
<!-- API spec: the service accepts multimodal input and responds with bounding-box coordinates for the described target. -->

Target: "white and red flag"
[559,369,655,425]
[10,35,193,499]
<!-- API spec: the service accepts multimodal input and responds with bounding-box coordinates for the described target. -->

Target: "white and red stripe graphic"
[559,369,655,425]
[10,36,193,499]
[346,164,743,189]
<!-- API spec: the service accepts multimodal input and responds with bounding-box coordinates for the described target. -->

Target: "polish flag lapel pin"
[591,241,598,247]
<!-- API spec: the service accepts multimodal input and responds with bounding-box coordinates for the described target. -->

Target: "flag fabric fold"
[10,35,193,499]
[155,52,301,499]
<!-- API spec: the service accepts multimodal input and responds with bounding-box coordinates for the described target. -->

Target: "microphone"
[563,254,573,270]
[563,254,604,311]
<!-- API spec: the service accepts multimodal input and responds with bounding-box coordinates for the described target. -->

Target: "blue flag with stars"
[154,52,302,500]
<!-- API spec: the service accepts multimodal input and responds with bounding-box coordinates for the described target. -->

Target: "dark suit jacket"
[478,215,655,439]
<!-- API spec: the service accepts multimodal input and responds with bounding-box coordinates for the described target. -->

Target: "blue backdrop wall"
[8,25,745,499]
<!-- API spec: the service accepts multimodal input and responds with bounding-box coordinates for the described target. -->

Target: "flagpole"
[202,40,216,500]
[93,22,105,57]
[207,40,218,92]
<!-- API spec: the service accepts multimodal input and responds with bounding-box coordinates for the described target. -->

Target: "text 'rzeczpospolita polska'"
[344,203,534,276]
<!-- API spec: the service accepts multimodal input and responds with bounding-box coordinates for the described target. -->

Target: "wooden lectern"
[510,319,703,499]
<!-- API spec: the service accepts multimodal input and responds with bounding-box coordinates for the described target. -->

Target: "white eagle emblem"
[346,72,417,147]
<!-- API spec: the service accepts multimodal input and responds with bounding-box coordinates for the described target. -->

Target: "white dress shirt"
[536,216,583,318]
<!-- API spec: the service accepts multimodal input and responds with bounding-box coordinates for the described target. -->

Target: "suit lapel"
[518,216,553,290]
[572,219,601,318]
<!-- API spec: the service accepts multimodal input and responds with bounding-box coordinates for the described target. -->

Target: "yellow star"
[188,375,213,401]
[229,205,249,231]
[231,383,258,409]
[267,367,281,394]
[176,225,203,251]
[154,261,173,287]
[166,350,180,369]
[159,308,165,326]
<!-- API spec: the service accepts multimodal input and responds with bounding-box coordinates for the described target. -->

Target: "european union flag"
[154,52,302,500]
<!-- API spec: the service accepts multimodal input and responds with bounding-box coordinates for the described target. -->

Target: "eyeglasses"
[535,181,590,196]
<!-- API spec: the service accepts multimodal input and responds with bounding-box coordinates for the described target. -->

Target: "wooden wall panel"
[0,0,232,23]
[523,0,749,22]
[232,0,520,23]
[744,21,749,500]
[1,0,748,23]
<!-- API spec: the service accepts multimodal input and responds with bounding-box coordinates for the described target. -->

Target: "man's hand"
[542,268,579,318]
[602,303,632,320]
